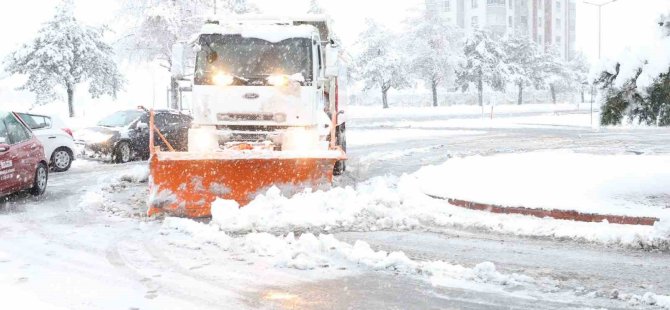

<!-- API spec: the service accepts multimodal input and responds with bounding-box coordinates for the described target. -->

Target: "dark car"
[75,109,192,163]
[0,111,48,197]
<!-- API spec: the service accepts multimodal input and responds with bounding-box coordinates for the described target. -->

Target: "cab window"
[3,113,31,144]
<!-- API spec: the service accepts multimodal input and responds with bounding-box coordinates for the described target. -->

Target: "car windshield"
[195,34,313,84]
[97,111,144,128]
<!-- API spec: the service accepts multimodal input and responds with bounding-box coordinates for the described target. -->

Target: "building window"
[472,0,478,8]
[443,0,451,11]
[471,16,479,28]
[556,18,561,27]
[509,16,513,27]
[556,36,562,44]
[509,0,513,9]
[537,34,542,43]
[487,0,504,5]
[556,1,561,11]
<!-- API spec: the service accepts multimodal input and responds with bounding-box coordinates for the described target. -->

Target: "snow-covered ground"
[418,151,670,218]
[2,105,670,309]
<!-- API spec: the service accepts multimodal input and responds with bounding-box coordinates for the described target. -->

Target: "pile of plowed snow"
[161,217,542,293]
[209,151,670,249]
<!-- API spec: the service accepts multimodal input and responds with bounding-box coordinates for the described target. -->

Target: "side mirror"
[171,42,188,79]
[136,122,149,131]
[325,44,340,77]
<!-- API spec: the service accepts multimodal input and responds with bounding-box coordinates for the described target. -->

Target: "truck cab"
[172,15,347,173]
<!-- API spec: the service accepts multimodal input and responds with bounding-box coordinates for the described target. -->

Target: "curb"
[427,195,660,226]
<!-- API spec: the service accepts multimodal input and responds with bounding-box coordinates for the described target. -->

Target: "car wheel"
[30,163,48,196]
[51,148,73,172]
[333,126,347,176]
[114,141,132,164]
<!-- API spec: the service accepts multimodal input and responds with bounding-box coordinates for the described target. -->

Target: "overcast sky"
[0,0,668,65]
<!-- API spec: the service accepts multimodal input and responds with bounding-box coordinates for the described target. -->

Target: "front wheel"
[51,148,73,172]
[30,163,48,196]
[113,141,132,164]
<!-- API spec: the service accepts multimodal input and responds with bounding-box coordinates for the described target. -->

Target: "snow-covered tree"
[598,12,670,126]
[219,0,260,14]
[117,0,207,109]
[566,53,590,103]
[355,20,410,109]
[540,46,569,105]
[404,10,463,107]
[307,0,324,14]
[4,1,123,117]
[456,30,509,106]
[503,36,545,105]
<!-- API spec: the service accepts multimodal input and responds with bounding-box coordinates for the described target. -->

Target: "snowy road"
[2,107,670,309]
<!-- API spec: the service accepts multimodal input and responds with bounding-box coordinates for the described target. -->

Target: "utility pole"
[583,0,617,126]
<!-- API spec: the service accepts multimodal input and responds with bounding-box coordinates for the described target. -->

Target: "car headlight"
[87,132,114,144]
[212,73,234,86]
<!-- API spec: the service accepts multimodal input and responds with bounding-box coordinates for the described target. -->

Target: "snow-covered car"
[15,112,76,172]
[75,109,192,163]
[0,111,48,197]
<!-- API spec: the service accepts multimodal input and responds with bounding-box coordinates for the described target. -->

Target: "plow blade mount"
[148,151,342,218]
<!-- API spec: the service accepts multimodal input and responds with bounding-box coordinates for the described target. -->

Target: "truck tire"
[334,125,347,176]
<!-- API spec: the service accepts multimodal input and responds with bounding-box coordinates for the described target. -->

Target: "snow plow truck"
[148,15,348,218]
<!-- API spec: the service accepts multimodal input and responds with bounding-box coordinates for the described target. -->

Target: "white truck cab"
[172,15,348,173]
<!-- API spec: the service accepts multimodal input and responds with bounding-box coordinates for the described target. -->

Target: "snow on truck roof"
[207,14,330,25]
[197,14,333,43]
[200,23,319,43]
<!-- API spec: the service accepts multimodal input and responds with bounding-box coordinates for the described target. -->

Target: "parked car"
[0,111,48,197]
[15,112,76,172]
[75,109,192,163]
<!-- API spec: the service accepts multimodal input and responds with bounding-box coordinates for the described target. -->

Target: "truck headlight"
[212,73,234,86]
[267,75,289,87]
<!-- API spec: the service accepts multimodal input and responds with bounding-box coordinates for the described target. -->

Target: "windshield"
[195,34,313,85]
[97,111,144,128]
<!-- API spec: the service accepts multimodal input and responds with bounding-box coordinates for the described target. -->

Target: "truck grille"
[217,113,274,121]
[216,125,290,132]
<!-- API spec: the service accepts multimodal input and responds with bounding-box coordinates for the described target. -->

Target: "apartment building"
[425,0,576,60]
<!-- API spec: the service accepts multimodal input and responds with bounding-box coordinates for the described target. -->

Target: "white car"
[15,112,76,172]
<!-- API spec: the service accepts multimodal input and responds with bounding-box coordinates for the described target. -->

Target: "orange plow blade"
[148,151,343,218]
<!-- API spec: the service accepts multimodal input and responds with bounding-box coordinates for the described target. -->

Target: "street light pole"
[583,0,617,126]
[583,0,617,59]
[598,5,601,58]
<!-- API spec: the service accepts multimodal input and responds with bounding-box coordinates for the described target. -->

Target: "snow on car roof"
[200,23,318,43]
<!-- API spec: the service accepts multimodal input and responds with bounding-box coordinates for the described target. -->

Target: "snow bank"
[115,165,149,183]
[416,151,670,218]
[161,218,541,291]
[0,283,67,310]
[209,151,670,249]
[348,103,585,120]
